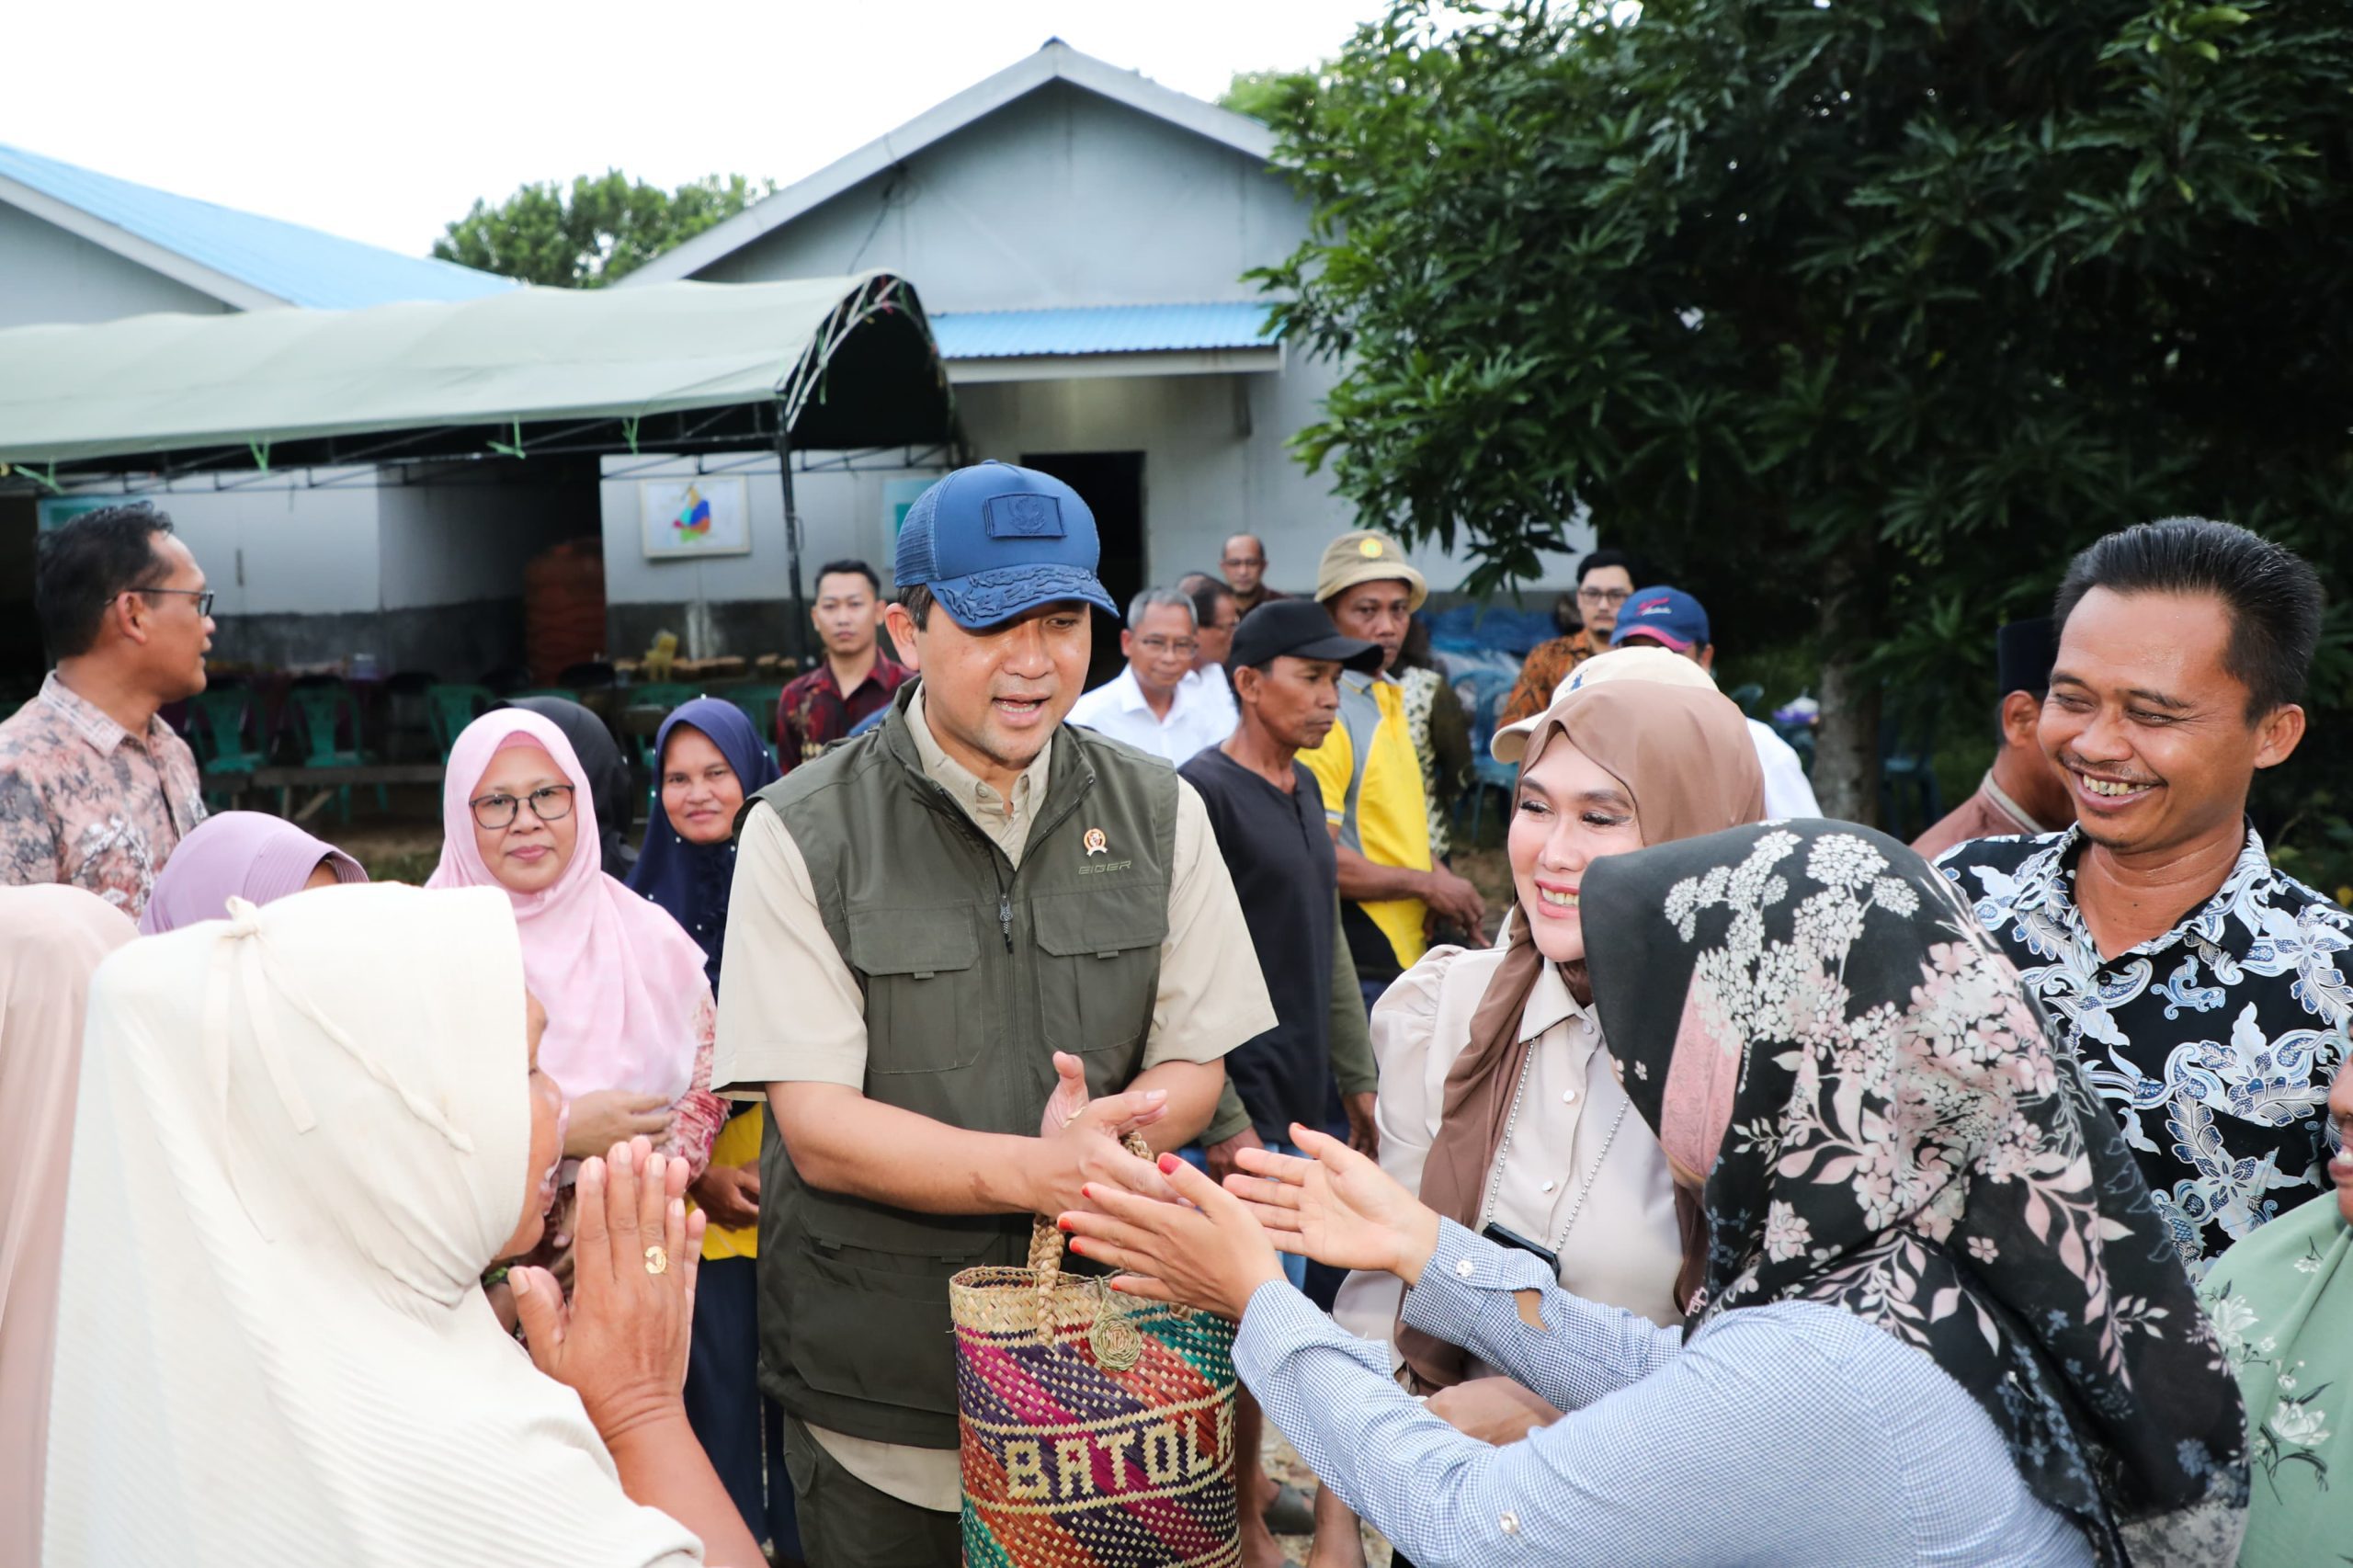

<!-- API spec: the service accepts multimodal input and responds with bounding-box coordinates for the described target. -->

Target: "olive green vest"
[748,684,1177,1448]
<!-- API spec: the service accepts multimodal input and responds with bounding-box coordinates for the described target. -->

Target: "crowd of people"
[1,479,2347,1568]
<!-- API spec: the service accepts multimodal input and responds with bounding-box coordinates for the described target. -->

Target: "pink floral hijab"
[1583,822,2248,1568]
[427,710,708,1101]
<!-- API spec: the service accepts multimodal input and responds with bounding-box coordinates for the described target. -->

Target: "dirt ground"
[1265,1429,1393,1566]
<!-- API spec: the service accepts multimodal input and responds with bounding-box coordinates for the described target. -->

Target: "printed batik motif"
[1937,824,2351,1274]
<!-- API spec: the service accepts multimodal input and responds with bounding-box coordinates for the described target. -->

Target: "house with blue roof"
[594,40,1589,653]
[0,141,513,327]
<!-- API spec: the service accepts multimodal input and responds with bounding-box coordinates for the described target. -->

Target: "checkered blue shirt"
[1232,1221,2096,1566]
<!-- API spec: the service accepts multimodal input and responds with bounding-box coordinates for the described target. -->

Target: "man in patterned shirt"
[1496,548,1644,726]
[0,503,210,917]
[774,558,910,771]
[1937,517,2348,1275]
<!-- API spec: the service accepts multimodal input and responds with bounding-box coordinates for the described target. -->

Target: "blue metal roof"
[928,301,1278,358]
[0,142,517,310]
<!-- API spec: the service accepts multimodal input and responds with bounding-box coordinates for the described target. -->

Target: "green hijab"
[2199,1193,2352,1567]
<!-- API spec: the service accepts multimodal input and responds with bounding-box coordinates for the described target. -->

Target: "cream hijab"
[41,881,703,1567]
[0,886,134,1568]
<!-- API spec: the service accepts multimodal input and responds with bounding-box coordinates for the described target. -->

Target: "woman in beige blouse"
[1316,666,1767,1567]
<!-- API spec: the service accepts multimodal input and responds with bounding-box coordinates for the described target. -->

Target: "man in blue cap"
[712,460,1275,1567]
[1609,584,1824,818]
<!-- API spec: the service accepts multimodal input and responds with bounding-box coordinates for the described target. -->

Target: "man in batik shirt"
[0,503,211,917]
[775,559,911,772]
[1938,518,2350,1276]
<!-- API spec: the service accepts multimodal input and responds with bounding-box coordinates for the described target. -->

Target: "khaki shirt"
[714,688,1275,1508]
[1333,932,1688,1373]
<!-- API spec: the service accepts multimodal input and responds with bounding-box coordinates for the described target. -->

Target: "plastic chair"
[188,687,267,808]
[1457,680,1520,847]
[286,682,386,823]
[722,683,785,764]
[427,684,499,761]
[510,687,582,705]
[623,682,701,713]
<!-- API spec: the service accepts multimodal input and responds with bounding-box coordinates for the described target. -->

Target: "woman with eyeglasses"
[429,710,726,1278]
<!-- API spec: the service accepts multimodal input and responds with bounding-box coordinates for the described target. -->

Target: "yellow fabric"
[1300,676,1431,970]
[698,1105,763,1261]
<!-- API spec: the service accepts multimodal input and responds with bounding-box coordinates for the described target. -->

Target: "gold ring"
[643,1244,669,1276]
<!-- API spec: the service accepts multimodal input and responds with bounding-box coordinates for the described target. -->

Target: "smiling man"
[712,460,1273,1568]
[1936,517,2350,1277]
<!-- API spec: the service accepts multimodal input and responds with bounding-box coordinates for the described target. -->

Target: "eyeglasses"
[469,784,576,830]
[123,585,216,618]
[1137,636,1199,657]
[1576,585,1631,608]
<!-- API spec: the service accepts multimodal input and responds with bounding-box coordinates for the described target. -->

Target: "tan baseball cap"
[1489,644,1717,763]
[1314,530,1427,611]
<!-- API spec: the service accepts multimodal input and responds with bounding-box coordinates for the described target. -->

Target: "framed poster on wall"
[640,476,751,559]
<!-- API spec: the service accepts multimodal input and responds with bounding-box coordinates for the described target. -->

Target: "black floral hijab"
[1582,822,2248,1568]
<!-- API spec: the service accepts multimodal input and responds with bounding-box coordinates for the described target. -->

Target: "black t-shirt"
[1180,745,1341,1139]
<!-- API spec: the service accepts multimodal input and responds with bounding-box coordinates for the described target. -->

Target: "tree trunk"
[1810,550,1881,825]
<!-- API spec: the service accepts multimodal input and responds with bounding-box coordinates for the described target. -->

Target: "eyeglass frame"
[468,783,578,831]
[119,585,217,618]
[1135,634,1201,658]
[1575,585,1632,607]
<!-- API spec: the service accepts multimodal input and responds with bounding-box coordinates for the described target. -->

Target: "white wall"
[55,472,384,617]
[377,469,590,609]
[0,201,233,328]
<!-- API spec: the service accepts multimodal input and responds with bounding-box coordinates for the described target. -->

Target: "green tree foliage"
[433,171,772,288]
[1255,0,2353,820]
[1219,68,1319,125]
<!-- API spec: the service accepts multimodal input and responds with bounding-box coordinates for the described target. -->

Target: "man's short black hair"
[2053,517,2324,721]
[1181,573,1235,627]
[1577,547,1647,585]
[35,502,176,659]
[814,559,881,596]
[896,584,935,631]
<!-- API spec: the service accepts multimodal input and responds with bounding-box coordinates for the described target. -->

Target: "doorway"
[1019,449,1143,691]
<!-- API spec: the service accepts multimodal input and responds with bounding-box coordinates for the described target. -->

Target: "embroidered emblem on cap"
[1083,827,1108,857]
[983,493,1066,539]
[1358,537,1384,558]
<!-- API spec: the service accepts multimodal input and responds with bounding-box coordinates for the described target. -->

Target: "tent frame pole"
[777,422,811,668]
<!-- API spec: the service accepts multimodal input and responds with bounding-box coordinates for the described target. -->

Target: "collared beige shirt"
[1333,929,1688,1372]
[714,687,1275,1509]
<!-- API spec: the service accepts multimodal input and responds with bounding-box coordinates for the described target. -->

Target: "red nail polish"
[1057,1216,1072,1231]
[1158,1153,1180,1173]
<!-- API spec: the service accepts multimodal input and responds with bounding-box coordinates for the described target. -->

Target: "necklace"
[1479,1051,1631,1256]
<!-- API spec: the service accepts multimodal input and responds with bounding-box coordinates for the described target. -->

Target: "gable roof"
[622,40,1278,288]
[0,142,517,312]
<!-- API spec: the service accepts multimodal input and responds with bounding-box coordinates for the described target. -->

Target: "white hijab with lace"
[42,881,703,1567]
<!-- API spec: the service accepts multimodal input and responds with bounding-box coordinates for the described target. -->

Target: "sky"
[7,0,1381,260]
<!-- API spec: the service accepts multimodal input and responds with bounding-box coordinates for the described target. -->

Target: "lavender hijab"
[139,812,366,934]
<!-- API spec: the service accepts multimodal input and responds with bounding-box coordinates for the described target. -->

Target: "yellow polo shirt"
[697,1105,762,1261]
[1299,671,1430,971]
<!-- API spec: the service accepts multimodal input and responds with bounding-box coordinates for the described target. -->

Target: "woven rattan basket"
[949,1138,1241,1568]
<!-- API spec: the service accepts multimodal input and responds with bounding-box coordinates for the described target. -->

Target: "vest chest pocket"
[1031,887,1167,1058]
[847,908,981,1074]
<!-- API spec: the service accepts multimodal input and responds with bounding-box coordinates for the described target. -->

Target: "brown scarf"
[1397,680,1766,1392]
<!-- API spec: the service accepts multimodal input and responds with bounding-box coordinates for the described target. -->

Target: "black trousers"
[684,1256,801,1558]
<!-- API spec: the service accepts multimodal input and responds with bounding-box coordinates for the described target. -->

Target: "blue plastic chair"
[1457,679,1520,847]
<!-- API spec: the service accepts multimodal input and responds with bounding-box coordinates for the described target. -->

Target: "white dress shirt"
[1749,718,1823,818]
[1066,665,1235,766]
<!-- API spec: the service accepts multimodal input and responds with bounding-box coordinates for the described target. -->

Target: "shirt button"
[1455,1256,1476,1278]
[1540,1179,1556,1194]
[1499,1511,1521,1536]
[1562,1088,1578,1105]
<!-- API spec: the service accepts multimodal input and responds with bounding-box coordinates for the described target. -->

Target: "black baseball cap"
[1229,599,1385,673]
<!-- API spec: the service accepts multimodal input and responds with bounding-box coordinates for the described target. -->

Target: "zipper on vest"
[998,892,1014,951]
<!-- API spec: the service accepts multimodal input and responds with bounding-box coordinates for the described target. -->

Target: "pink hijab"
[426,709,708,1101]
[0,884,135,1568]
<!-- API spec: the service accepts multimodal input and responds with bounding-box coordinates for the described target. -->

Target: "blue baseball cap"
[892,460,1120,630]
[1610,585,1711,653]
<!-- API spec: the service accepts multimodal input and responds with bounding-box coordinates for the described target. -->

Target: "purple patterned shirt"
[0,671,208,917]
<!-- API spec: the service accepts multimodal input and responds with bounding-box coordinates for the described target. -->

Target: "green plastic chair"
[510,687,582,705]
[722,683,785,764]
[427,684,499,761]
[286,683,386,823]
[188,687,267,808]
[623,682,701,714]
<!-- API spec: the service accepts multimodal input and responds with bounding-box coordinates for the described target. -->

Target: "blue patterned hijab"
[625,699,779,995]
